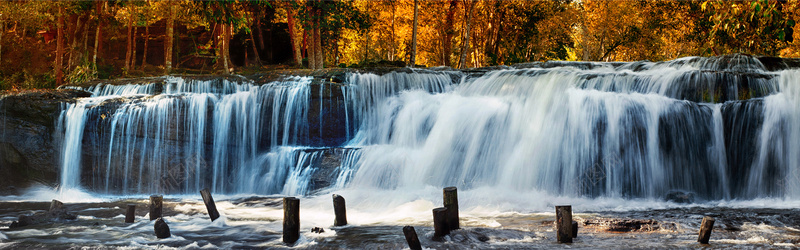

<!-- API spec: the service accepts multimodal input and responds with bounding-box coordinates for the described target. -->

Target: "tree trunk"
[264,10,274,63]
[255,10,265,51]
[410,0,419,67]
[125,13,133,74]
[83,17,89,62]
[92,0,108,67]
[251,10,263,63]
[56,8,64,86]
[443,0,458,67]
[227,24,234,70]
[390,2,396,61]
[286,3,301,66]
[315,3,323,69]
[164,3,174,74]
[131,26,137,71]
[249,27,261,66]
[492,6,504,64]
[314,14,322,69]
[364,28,370,63]
[1,21,3,63]
[173,22,179,69]
[458,1,474,69]
[142,25,149,68]
[93,3,101,67]
[221,24,229,72]
[334,32,340,65]
[306,3,316,69]
[68,14,82,70]
[302,25,309,65]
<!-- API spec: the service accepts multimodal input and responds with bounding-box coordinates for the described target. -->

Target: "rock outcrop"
[0,89,91,191]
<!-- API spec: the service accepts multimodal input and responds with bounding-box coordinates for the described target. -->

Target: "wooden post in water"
[125,204,136,223]
[403,226,422,250]
[149,195,163,221]
[571,221,578,238]
[556,205,573,243]
[283,197,300,244]
[698,216,715,244]
[200,188,220,221]
[432,207,450,241]
[443,187,459,230]
[332,194,347,226]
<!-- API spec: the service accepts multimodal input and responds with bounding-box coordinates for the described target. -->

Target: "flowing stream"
[5,55,800,248]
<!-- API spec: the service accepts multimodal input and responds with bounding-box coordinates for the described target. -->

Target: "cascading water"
[58,76,317,194]
[55,55,800,201]
[340,55,797,200]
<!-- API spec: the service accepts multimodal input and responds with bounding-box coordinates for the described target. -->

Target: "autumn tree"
[196,1,250,73]
[442,0,458,67]
[56,6,65,85]
[703,0,795,56]
[295,0,369,68]
[457,0,475,69]
[165,1,175,74]
[410,0,418,67]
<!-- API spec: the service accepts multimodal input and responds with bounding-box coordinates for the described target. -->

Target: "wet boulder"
[665,190,695,203]
[9,200,77,229]
[154,218,171,238]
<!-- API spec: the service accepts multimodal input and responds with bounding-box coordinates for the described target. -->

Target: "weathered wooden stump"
[46,199,76,220]
[698,216,715,244]
[571,221,578,238]
[332,194,347,226]
[443,187,459,230]
[283,197,300,244]
[200,188,220,221]
[125,204,136,223]
[556,205,573,243]
[50,199,64,212]
[403,226,422,250]
[149,195,163,221]
[432,207,450,241]
[154,217,171,238]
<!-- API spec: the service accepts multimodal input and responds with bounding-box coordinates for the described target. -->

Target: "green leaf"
[778,30,785,41]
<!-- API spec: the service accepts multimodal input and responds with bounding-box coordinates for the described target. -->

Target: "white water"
[57,76,315,195]
[341,65,787,200]
[54,56,800,203]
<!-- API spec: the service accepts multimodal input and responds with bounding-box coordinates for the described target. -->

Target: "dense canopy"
[0,0,798,89]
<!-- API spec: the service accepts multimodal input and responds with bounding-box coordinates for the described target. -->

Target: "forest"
[0,0,798,90]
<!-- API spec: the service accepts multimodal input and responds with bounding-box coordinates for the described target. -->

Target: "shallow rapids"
[1,186,799,249]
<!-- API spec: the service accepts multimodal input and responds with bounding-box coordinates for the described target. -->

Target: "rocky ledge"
[0,89,92,192]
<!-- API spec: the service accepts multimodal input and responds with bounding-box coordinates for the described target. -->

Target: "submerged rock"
[154,218,171,238]
[8,200,77,229]
[665,190,696,204]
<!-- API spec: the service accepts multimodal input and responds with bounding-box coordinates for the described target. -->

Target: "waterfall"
[54,55,800,200]
[58,76,315,194]
[749,70,800,198]
[58,101,90,190]
[340,56,792,200]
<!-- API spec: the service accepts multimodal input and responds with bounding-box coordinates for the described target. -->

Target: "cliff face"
[0,89,92,192]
